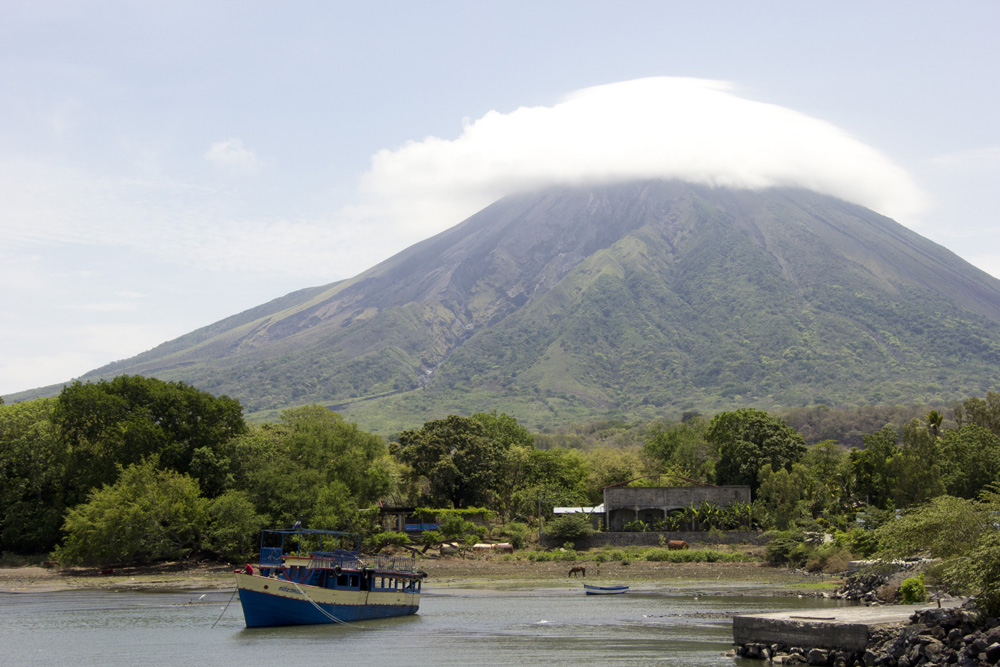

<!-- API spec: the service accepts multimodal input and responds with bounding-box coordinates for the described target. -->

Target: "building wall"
[602,486,751,531]
[541,530,768,549]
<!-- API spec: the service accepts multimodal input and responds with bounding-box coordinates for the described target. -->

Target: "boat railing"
[360,553,420,573]
[259,547,284,567]
[255,547,419,574]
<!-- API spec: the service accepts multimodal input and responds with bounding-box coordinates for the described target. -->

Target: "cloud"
[930,145,1000,168]
[204,138,263,173]
[359,77,926,242]
[1,78,929,289]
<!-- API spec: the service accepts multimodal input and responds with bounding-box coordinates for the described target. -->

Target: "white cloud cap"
[360,77,925,243]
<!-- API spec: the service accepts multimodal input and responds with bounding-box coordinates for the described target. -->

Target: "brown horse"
[667,540,689,550]
[568,566,586,577]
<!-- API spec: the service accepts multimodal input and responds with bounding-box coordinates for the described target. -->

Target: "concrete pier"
[733,599,965,654]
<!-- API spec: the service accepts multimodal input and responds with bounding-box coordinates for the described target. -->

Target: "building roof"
[553,505,604,514]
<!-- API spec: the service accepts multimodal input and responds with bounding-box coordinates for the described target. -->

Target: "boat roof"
[262,528,357,537]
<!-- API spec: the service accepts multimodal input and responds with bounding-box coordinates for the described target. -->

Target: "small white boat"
[583,584,629,595]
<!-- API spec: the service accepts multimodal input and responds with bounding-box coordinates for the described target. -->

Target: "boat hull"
[584,585,629,595]
[235,573,419,627]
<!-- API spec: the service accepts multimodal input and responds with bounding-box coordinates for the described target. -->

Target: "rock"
[984,641,1000,663]
[806,648,829,665]
[920,637,944,662]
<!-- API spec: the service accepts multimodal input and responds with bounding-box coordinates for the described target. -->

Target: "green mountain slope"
[14,181,1000,432]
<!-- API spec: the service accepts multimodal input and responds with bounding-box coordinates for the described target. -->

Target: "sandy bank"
[0,557,839,595]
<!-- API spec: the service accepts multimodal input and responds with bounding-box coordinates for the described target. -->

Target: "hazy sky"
[2,1,999,396]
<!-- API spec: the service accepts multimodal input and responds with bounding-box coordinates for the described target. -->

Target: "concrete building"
[602,485,751,531]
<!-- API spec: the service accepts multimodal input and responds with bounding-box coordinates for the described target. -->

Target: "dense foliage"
[3,376,1000,611]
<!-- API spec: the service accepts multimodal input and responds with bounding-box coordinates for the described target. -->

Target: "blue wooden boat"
[584,584,629,595]
[235,528,426,627]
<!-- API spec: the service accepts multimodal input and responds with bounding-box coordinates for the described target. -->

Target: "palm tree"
[699,500,721,530]
[926,410,944,438]
[682,502,700,532]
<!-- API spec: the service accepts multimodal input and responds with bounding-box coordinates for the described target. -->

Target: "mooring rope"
[288,578,370,630]
[212,588,239,628]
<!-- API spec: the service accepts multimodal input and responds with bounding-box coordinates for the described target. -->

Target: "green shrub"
[545,515,594,544]
[804,544,853,573]
[501,522,530,550]
[844,528,881,557]
[643,548,752,563]
[764,531,809,567]
[900,574,927,604]
[371,531,409,552]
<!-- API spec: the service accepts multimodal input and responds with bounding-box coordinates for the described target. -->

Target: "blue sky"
[2,1,999,395]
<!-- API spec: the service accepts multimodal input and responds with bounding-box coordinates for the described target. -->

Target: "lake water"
[0,584,847,666]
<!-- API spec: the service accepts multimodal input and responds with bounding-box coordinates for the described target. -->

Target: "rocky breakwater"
[734,604,1000,666]
[864,606,1000,667]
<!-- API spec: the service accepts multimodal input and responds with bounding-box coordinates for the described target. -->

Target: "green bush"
[900,574,927,604]
[55,461,208,566]
[804,543,853,573]
[844,528,880,557]
[501,522,530,550]
[764,531,809,567]
[371,531,410,552]
[643,548,752,563]
[544,514,594,545]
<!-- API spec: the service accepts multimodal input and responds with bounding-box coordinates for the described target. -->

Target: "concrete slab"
[733,599,965,653]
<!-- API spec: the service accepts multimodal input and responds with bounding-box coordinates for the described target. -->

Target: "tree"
[926,410,944,438]
[54,376,246,502]
[756,464,807,529]
[0,398,68,553]
[707,408,806,493]
[875,488,1000,617]
[56,460,208,565]
[246,405,392,529]
[938,424,1000,499]
[798,440,850,518]
[392,415,505,508]
[204,490,268,562]
[849,426,898,509]
[471,410,534,450]
[583,447,651,500]
[511,447,590,520]
[954,391,1000,435]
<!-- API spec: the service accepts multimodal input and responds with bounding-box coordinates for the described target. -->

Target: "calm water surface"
[0,584,847,666]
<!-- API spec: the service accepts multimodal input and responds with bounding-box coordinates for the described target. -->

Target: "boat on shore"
[234,528,426,627]
[584,584,629,595]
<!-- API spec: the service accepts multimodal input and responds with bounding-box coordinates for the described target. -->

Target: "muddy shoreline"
[0,557,840,595]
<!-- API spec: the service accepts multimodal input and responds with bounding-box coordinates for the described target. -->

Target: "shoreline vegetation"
[0,554,840,596]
